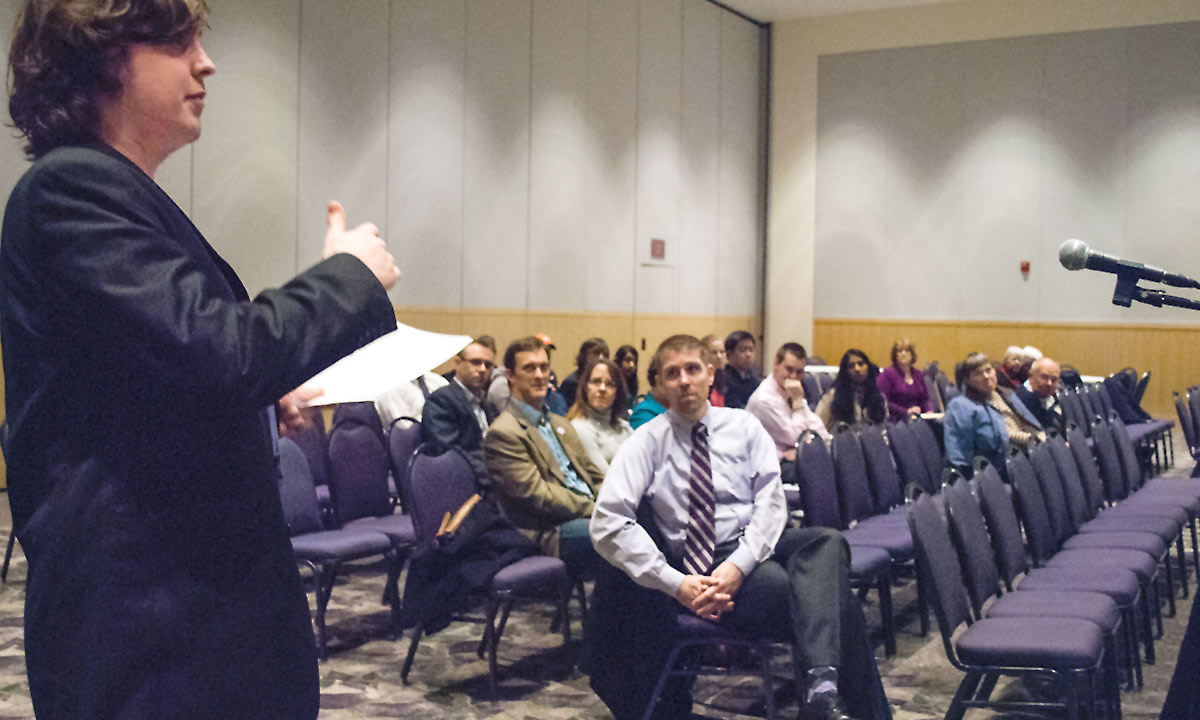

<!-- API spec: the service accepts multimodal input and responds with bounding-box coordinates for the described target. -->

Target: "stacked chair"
[907,482,1111,720]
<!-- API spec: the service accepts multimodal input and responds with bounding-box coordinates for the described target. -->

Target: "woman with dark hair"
[559,336,610,407]
[815,349,887,429]
[614,344,639,400]
[877,337,932,423]
[2,1,398,716]
[567,358,633,473]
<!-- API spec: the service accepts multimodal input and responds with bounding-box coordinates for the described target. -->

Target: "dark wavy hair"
[8,0,210,158]
[567,358,629,427]
[574,337,610,373]
[831,348,886,426]
[614,344,638,398]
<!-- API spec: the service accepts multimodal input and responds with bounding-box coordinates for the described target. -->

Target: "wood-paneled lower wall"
[395,306,760,381]
[814,318,1199,419]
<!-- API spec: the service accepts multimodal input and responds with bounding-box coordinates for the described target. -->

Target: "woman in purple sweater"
[877,338,933,423]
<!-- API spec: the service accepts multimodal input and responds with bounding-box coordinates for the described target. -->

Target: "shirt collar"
[454,376,482,402]
[512,398,547,426]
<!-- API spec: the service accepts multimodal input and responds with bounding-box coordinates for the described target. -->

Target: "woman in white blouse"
[567,358,633,473]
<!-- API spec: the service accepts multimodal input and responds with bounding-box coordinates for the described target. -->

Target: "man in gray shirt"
[589,334,889,720]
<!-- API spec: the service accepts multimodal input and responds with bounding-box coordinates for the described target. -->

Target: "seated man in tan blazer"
[484,335,606,576]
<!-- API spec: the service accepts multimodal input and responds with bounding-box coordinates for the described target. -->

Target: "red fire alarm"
[651,238,665,260]
[1020,260,1030,273]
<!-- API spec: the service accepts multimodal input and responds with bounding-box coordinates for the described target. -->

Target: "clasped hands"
[675,561,744,621]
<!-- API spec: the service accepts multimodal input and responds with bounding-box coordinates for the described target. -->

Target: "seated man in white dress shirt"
[587,334,889,720]
[746,342,830,490]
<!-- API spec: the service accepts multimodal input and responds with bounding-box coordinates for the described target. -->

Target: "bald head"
[1028,357,1061,398]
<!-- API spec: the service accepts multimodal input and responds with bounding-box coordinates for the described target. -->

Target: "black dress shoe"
[802,691,861,720]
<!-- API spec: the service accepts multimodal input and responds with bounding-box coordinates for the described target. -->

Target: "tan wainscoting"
[814,317,1199,420]
[394,306,760,383]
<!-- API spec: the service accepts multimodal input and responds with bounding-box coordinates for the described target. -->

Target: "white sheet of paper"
[302,322,473,406]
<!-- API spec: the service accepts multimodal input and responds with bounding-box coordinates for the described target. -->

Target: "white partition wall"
[0,0,764,322]
[813,21,1200,325]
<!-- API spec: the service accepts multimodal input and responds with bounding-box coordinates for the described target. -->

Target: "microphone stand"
[1111,269,1200,311]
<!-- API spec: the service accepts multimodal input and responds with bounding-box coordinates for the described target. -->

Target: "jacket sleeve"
[421,390,469,447]
[483,422,594,525]
[877,368,909,420]
[33,155,394,407]
[943,401,975,470]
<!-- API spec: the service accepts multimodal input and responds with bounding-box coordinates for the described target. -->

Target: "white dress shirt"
[454,377,489,435]
[590,406,787,597]
[745,377,830,458]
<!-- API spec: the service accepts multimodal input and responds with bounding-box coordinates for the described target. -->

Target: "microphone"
[1058,239,1200,290]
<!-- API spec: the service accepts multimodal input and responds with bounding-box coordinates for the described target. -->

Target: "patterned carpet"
[0,455,1192,719]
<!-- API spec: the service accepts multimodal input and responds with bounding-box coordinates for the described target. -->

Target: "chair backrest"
[387,416,423,510]
[1065,425,1106,515]
[1006,449,1057,565]
[973,462,1031,588]
[278,437,327,536]
[1189,390,1200,449]
[1043,431,1090,531]
[1064,390,1092,438]
[1132,371,1151,407]
[1089,417,1127,503]
[801,373,822,409]
[327,420,393,525]
[288,409,331,490]
[859,424,905,512]
[405,443,479,542]
[332,401,386,443]
[795,430,844,529]
[1095,382,1116,420]
[830,426,876,526]
[888,420,938,496]
[1108,414,1146,492]
[907,491,973,650]
[1079,385,1103,422]
[908,417,945,490]
[924,371,943,413]
[1030,441,1075,542]
[815,372,834,396]
[942,475,1002,622]
[1176,391,1198,453]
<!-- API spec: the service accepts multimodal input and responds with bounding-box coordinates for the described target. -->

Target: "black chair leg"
[483,596,501,700]
[1,531,15,583]
[945,671,983,720]
[401,624,424,683]
[879,571,896,658]
[315,563,340,661]
[916,571,930,636]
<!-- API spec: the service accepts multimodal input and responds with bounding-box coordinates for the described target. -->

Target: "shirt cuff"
[648,566,688,598]
[725,544,761,579]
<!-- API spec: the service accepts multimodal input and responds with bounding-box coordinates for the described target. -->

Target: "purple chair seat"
[847,543,891,577]
[1046,548,1157,584]
[344,513,416,546]
[1062,531,1166,557]
[490,555,567,593]
[1078,512,1181,540]
[985,589,1120,632]
[1111,497,1189,525]
[676,612,735,636]
[957,616,1104,668]
[1020,566,1140,605]
[290,529,392,561]
[842,526,913,558]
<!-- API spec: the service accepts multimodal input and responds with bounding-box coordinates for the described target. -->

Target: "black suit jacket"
[420,381,496,484]
[1016,386,1063,435]
[0,144,395,719]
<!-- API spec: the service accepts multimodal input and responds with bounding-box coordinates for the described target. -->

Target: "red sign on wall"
[651,238,665,260]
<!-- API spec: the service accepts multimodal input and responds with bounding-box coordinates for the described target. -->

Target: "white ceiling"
[718,0,961,24]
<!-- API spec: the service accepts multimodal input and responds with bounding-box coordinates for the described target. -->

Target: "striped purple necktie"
[682,422,716,576]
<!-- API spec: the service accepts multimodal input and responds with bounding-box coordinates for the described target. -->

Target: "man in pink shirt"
[746,342,831,462]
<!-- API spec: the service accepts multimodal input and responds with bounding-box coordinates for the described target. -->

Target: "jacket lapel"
[510,407,565,482]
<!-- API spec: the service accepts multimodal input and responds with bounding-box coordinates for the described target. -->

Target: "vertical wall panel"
[390,0,466,307]
[528,0,588,312]
[718,13,763,319]
[298,0,391,277]
[193,0,300,296]
[635,0,683,314]
[462,0,532,309]
[583,0,638,313]
[0,0,28,204]
[678,1,721,317]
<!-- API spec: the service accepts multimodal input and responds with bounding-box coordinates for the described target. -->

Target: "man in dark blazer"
[1,3,399,717]
[1016,357,1065,435]
[421,336,498,487]
[484,336,605,575]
